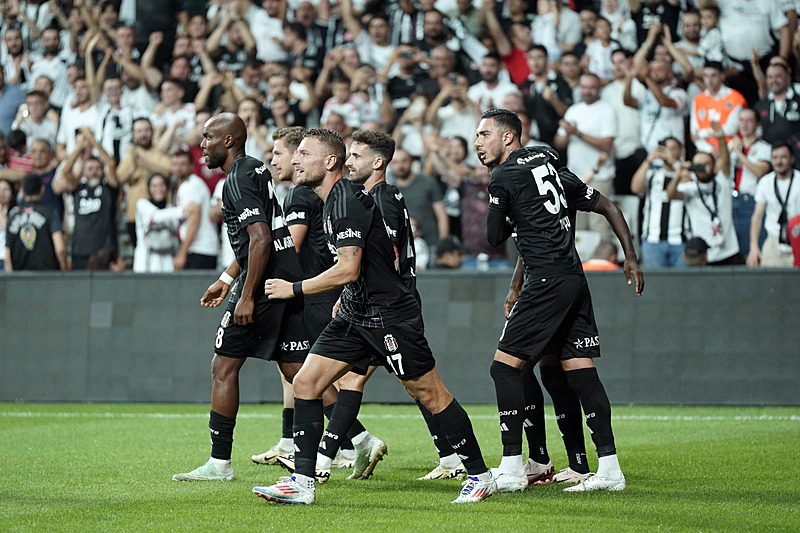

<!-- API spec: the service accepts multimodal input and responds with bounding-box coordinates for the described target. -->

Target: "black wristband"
[292,280,303,297]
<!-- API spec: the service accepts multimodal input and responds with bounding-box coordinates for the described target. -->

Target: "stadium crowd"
[2,0,800,272]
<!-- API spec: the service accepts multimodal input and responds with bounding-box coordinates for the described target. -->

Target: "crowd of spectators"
[2,0,800,272]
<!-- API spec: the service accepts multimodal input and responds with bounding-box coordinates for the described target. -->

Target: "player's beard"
[296,169,324,188]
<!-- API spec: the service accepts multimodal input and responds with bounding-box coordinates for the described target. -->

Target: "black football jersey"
[323,178,418,328]
[283,184,333,279]
[487,146,599,279]
[370,182,417,297]
[222,156,302,299]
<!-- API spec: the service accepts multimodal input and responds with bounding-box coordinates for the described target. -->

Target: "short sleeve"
[559,167,599,213]
[284,187,313,227]
[331,193,371,249]
[227,168,270,228]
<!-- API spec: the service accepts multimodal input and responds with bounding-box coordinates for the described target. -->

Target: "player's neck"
[316,172,345,203]
[498,142,523,166]
[222,151,246,174]
[363,172,386,192]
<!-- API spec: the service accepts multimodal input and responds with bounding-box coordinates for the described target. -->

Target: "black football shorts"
[311,315,436,380]
[498,274,601,361]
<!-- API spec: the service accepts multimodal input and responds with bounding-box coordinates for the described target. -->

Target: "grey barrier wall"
[1,268,798,405]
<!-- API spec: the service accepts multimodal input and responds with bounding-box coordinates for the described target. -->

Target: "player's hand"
[234,296,254,325]
[264,278,293,299]
[504,288,520,318]
[201,280,230,307]
[331,298,341,318]
[746,249,761,268]
[623,257,644,296]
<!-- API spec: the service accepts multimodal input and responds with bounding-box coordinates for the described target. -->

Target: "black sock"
[415,398,452,458]
[322,403,354,451]
[490,360,524,456]
[209,410,236,461]
[540,365,589,473]
[566,367,616,457]
[320,391,362,459]
[521,359,549,464]
[433,398,487,475]
[293,398,324,477]
[281,408,294,440]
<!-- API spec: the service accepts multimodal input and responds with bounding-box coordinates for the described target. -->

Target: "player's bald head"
[206,112,247,150]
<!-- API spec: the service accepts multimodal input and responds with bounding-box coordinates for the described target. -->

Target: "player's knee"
[490,359,520,383]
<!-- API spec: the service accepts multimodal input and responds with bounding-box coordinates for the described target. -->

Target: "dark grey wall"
[1,268,798,405]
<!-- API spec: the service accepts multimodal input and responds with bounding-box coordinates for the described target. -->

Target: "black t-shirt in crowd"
[5,201,61,270]
[487,146,599,280]
[72,179,118,258]
[323,177,418,328]
[221,156,302,303]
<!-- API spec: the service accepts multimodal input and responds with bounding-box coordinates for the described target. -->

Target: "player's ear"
[372,156,382,171]
[224,134,234,148]
[325,154,337,170]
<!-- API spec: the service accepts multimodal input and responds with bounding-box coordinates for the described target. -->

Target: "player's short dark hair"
[481,108,523,142]
[7,129,26,150]
[772,142,795,156]
[305,128,347,170]
[699,4,720,18]
[527,44,548,58]
[22,173,43,196]
[172,150,192,164]
[351,130,395,166]
[285,21,307,40]
[273,126,307,150]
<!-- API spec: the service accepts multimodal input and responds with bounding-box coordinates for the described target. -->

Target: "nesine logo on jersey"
[237,207,260,221]
[585,186,595,200]
[337,228,361,240]
[516,152,546,165]
[255,164,267,175]
[285,211,306,222]
[488,194,500,205]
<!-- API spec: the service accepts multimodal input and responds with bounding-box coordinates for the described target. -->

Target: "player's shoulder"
[494,146,559,179]
[234,156,269,178]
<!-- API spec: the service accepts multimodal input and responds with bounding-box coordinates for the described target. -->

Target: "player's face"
[271,138,296,182]
[292,137,327,188]
[345,142,375,184]
[201,120,227,170]
[474,118,506,169]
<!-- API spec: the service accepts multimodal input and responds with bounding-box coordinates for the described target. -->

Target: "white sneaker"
[563,473,626,492]
[489,468,528,493]
[418,462,467,480]
[253,476,315,504]
[251,444,294,465]
[523,458,555,485]
[451,473,497,503]
[347,436,388,480]
[553,467,593,485]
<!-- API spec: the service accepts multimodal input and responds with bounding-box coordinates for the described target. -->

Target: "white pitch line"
[2,412,799,422]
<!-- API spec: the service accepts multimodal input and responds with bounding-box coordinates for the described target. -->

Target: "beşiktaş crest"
[384,334,398,352]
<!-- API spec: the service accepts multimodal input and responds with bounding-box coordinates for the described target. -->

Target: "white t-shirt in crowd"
[175,174,220,258]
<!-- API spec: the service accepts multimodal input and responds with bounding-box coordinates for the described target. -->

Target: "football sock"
[278,438,293,452]
[209,410,235,461]
[281,408,294,440]
[323,402,356,451]
[351,430,372,451]
[319,391,362,459]
[498,454,524,474]
[209,457,232,474]
[439,453,461,469]
[597,454,623,478]
[415,398,452,458]
[490,360,524,456]
[520,359,549,464]
[566,367,616,458]
[293,398,324,478]
[433,398,487,475]
[293,473,315,489]
[540,365,589,474]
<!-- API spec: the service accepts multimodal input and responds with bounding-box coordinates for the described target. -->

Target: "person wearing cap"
[434,235,464,269]
[690,60,746,153]
[683,237,709,267]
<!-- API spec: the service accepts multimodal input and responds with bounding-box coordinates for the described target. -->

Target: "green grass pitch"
[2,402,799,532]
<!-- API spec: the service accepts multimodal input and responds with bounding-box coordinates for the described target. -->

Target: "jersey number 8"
[531,163,568,215]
